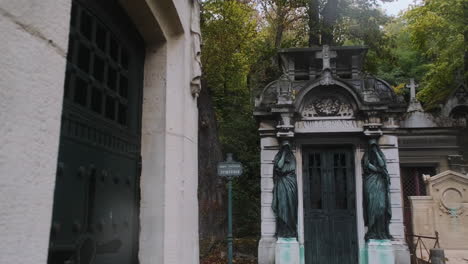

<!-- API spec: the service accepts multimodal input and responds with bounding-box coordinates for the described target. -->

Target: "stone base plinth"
[259,237,276,264]
[275,237,300,264]
[391,240,410,264]
[365,239,396,264]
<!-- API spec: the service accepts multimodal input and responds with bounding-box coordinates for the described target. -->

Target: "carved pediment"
[412,170,468,249]
[424,170,468,217]
[300,88,356,120]
[425,170,468,187]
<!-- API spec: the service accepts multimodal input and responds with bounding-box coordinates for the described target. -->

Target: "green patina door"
[48,0,144,263]
[303,148,358,264]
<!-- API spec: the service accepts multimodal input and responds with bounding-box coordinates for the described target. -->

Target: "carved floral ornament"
[439,188,465,218]
[301,94,355,119]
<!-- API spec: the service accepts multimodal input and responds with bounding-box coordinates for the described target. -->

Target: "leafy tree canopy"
[404,0,466,109]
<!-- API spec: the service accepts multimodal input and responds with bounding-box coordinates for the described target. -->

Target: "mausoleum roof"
[255,45,405,115]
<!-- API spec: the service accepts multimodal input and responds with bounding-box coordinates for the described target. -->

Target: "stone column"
[258,133,279,264]
[378,134,410,264]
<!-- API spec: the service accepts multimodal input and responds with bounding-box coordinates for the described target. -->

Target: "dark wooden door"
[303,148,358,264]
[48,0,145,263]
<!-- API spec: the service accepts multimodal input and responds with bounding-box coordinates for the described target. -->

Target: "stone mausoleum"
[1,0,201,263]
[254,46,468,264]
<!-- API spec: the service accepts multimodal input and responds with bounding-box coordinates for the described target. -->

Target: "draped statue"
[362,139,392,240]
[272,143,298,238]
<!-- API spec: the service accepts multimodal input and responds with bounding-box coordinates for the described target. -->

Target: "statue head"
[369,138,378,146]
[282,140,291,148]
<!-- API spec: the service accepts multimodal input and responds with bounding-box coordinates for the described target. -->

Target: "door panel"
[304,217,329,264]
[330,216,356,264]
[48,0,145,263]
[303,148,358,264]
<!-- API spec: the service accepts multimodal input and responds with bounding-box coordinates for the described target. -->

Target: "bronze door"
[303,148,358,264]
[48,0,145,263]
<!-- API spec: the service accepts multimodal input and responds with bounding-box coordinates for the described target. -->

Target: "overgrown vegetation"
[198,0,464,262]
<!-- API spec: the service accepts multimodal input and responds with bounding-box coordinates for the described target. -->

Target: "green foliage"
[337,1,394,73]
[404,0,465,108]
[372,17,430,96]
[336,0,390,46]
[201,0,262,237]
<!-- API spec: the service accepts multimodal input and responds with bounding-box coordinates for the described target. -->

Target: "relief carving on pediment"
[301,94,354,119]
[438,188,465,218]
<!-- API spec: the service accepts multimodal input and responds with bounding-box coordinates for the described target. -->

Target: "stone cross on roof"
[406,78,419,101]
[316,45,337,71]
[406,78,424,112]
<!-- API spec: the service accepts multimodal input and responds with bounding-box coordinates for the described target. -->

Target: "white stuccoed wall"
[378,134,410,264]
[125,0,200,263]
[0,1,71,263]
[0,0,200,263]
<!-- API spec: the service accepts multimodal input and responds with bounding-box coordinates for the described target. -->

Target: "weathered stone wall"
[0,0,200,263]
[110,1,201,263]
[0,1,72,263]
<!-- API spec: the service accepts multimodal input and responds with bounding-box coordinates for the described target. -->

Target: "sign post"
[217,153,243,264]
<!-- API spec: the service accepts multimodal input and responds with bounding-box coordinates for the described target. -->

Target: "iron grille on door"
[401,167,435,236]
[64,0,134,128]
[48,0,145,263]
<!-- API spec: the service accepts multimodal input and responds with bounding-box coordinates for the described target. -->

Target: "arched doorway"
[48,0,145,263]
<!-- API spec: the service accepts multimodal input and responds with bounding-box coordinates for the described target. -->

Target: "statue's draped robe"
[363,143,392,240]
[272,144,298,238]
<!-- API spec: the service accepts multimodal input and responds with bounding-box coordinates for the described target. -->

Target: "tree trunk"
[198,79,226,249]
[275,20,285,49]
[321,0,339,45]
[274,4,287,49]
[308,0,320,46]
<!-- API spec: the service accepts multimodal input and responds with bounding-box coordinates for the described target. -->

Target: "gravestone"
[409,170,468,263]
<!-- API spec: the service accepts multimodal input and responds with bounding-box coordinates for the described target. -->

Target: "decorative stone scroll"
[301,94,355,119]
[190,0,202,97]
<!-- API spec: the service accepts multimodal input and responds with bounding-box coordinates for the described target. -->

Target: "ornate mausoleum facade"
[254,46,468,264]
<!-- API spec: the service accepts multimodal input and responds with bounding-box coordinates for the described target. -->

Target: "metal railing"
[406,231,441,264]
